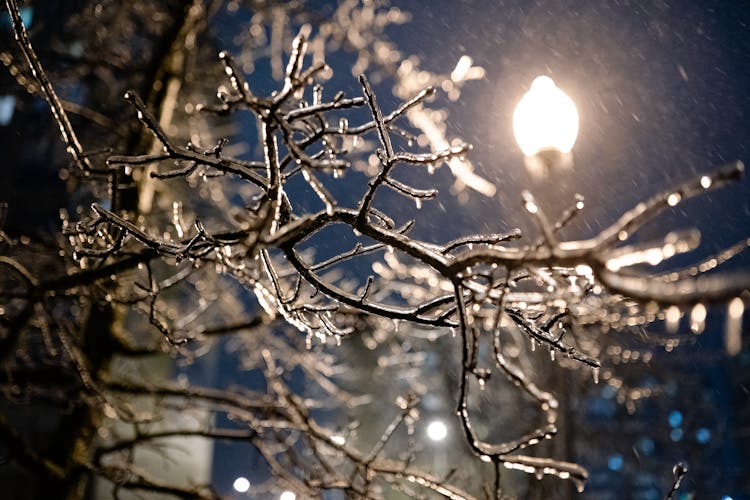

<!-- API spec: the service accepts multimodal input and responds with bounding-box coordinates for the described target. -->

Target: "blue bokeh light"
[607,454,624,471]
[668,410,683,428]
[696,427,711,444]
[636,437,656,455]
[0,96,14,126]
[601,385,617,400]
[670,428,684,442]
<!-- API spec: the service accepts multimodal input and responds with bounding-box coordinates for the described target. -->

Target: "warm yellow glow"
[513,76,579,157]
[726,297,744,356]
[426,420,448,441]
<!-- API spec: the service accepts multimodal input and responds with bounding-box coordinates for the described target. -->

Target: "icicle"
[690,303,706,334]
[665,305,680,333]
[313,85,323,105]
[575,479,585,493]
[415,198,422,210]
[549,348,555,361]
[725,297,744,356]
[593,367,600,384]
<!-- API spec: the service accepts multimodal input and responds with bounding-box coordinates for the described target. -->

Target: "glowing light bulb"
[233,477,250,493]
[426,420,448,441]
[513,76,579,174]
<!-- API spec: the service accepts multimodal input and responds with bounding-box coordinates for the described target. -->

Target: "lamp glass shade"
[513,76,579,157]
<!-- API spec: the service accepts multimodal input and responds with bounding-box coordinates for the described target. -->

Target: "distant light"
[696,427,711,444]
[670,428,683,442]
[426,420,448,441]
[233,477,250,493]
[513,76,579,158]
[280,491,296,500]
[19,6,33,27]
[668,410,683,428]
[636,437,656,455]
[607,454,624,471]
[721,496,734,500]
[1,6,32,30]
[0,95,14,126]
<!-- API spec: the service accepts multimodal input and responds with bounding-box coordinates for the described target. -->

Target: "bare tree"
[1,1,748,499]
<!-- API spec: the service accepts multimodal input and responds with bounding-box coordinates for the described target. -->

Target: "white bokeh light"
[233,477,250,493]
[279,491,296,500]
[513,75,579,157]
[426,420,448,441]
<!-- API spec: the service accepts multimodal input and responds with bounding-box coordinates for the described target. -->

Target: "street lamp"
[513,75,579,177]
[426,420,448,441]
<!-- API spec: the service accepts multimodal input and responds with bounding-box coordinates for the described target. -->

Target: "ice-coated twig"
[4,0,92,171]
[218,50,258,106]
[442,230,522,254]
[560,161,745,252]
[110,92,267,188]
[391,142,472,166]
[505,308,600,368]
[664,462,687,500]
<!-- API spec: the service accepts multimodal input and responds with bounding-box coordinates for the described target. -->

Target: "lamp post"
[513,76,579,178]
[513,78,579,499]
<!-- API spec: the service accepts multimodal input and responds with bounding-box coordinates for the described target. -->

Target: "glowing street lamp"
[513,75,579,176]
[426,420,448,441]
